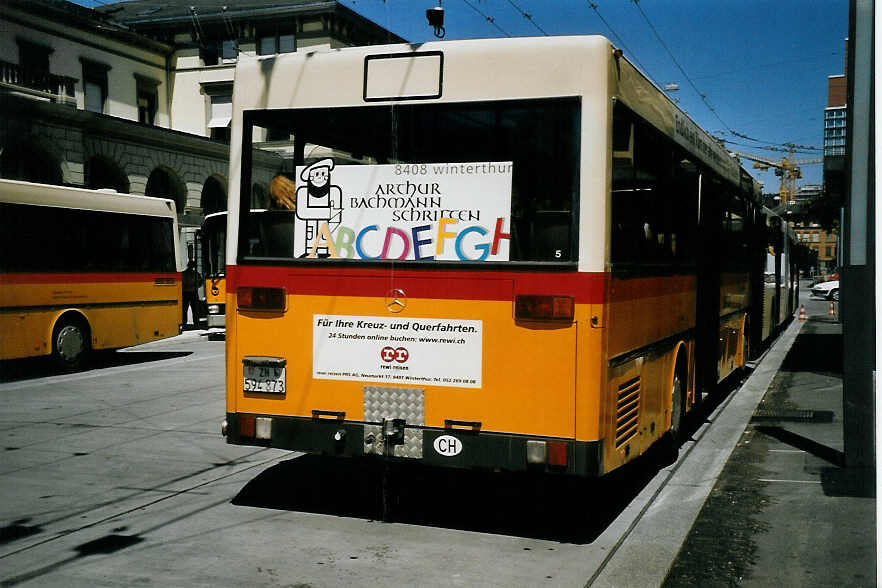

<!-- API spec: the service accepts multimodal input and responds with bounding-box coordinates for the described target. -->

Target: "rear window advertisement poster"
[313,314,482,388]
[274,159,513,261]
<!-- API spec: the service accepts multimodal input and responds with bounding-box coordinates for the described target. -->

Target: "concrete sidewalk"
[664,301,875,586]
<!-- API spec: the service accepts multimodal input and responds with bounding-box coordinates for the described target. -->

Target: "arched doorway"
[145,166,186,212]
[85,156,129,193]
[0,140,63,185]
[201,175,227,215]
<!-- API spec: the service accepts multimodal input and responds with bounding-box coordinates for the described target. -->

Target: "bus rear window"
[239,98,579,264]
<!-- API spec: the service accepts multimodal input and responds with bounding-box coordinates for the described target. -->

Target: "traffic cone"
[829,302,835,316]
[798,305,806,321]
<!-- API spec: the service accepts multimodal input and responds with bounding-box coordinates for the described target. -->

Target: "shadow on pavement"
[754,425,844,466]
[0,518,42,546]
[230,367,760,543]
[0,351,191,383]
[820,466,876,498]
[0,527,144,587]
[233,446,676,544]
[779,332,843,374]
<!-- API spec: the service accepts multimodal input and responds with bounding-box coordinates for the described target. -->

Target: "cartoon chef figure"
[294,158,341,257]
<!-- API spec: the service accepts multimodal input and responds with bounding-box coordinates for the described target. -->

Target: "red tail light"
[238,287,286,311]
[515,295,574,322]
[239,414,256,438]
[547,441,568,467]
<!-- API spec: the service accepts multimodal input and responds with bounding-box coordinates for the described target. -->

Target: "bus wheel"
[669,368,686,444]
[52,318,89,370]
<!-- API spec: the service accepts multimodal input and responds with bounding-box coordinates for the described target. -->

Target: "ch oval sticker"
[433,435,462,457]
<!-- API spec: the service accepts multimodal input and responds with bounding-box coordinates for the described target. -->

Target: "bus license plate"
[244,366,286,394]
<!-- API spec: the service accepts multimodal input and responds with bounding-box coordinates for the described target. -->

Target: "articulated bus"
[0,179,182,369]
[222,36,794,477]
[760,209,799,343]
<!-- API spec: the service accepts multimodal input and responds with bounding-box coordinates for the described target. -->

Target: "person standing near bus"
[182,260,202,328]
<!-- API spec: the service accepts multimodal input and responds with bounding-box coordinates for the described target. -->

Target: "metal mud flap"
[363,386,424,458]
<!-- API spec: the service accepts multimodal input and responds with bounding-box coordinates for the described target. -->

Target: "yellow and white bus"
[222,36,791,476]
[198,209,298,331]
[0,179,182,369]
[760,208,799,343]
[200,211,228,330]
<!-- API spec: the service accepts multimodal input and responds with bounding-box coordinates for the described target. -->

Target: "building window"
[222,40,237,61]
[208,94,232,142]
[202,81,233,141]
[17,38,52,73]
[81,58,110,114]
[812,233,820,242]
[200,39,238,66]
[135,74,160,125]
[825,246,832,257]
[257,24,296,55]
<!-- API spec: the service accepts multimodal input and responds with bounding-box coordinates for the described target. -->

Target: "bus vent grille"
[615,376,641,449]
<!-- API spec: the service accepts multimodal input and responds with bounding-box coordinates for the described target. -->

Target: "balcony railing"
[0,60,77,106]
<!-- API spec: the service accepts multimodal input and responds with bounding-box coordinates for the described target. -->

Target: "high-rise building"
[824,75,847,156]
[822,40,848,219]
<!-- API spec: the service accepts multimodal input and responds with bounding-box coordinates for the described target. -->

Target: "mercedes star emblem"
[385,288,407,313]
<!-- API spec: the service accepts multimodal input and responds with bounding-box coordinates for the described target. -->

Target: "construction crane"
[730,143,823,205]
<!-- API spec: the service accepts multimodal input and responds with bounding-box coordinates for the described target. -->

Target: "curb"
[588,317,805,587]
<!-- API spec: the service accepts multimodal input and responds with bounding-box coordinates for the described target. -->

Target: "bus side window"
[532,211,570,260]
[611,103,698,267]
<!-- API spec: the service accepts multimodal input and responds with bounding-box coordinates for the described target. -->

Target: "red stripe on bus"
[0,272,180,284]
[227,265,609,304]
[609,274,698,302]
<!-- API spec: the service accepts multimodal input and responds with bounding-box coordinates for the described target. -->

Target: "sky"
[77,0,850,191]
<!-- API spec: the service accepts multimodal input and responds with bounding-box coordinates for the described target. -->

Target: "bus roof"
[230,35,745,187]
[0,179,178,218]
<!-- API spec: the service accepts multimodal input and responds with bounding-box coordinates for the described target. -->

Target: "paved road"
[0,311,803,588]
[0,331,662,587]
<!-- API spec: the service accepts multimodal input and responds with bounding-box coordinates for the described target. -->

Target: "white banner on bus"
[313,314,482,388]
[291,161,512,261]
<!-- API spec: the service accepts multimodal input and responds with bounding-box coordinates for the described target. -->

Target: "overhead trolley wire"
[720,138,823,155]
[504,0,548,35]
[630,0,736,136]
[630,1,820,158]
[462,0,512,38]
[586,2,652,79]
[723,129,824,152]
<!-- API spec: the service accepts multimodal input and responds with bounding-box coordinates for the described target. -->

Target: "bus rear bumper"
[206,314,226,329]
[224,412,603,477]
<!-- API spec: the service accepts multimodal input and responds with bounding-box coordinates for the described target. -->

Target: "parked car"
[811,280,840,301]
[811,269,840,286]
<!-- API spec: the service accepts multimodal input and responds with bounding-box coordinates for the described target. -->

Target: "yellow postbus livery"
[222,37,794,476]
[200,211,228,330]
[0,179,182,368]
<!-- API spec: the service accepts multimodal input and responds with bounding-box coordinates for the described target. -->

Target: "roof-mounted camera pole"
[426,2,445,39]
